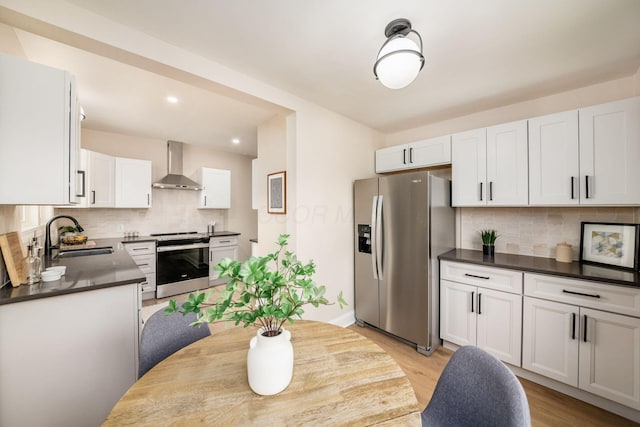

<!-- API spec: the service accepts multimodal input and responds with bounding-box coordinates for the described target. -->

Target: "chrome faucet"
[45,215,85,256]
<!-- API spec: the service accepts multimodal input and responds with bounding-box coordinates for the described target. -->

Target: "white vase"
[247,327,294,396]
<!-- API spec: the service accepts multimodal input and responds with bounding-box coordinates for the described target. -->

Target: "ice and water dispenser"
[357,224,372,254]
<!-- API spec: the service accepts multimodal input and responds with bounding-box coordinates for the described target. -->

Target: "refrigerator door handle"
[375,195,383,279]
[371,196,379,279]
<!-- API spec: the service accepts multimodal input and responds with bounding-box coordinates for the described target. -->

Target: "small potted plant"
[480,229,499,256]
[165,234,346,396]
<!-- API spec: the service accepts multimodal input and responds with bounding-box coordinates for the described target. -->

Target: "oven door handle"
[157,242,210,252]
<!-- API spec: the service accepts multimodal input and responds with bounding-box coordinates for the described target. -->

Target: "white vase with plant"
[165,234,346,395]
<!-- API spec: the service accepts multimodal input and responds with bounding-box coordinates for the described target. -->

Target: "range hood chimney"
[152,141,203,190]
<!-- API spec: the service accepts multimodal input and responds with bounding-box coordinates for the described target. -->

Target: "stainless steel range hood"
[152,141,203,190]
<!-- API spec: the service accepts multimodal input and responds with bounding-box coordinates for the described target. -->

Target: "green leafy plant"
[480,229,499,245]
[165,234,347,337]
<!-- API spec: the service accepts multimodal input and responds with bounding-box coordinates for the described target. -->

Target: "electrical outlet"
[117,224,124,232]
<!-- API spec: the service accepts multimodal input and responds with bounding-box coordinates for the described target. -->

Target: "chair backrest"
[421,346,531,427]
[138,310,211,378]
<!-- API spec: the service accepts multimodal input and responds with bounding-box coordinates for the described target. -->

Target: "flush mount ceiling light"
[166,96,178,104]
[373,18,425,89]
[231,138,240,144]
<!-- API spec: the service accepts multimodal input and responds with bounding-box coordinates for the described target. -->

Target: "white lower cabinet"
[522,297,580,386]
[124,240,156,300]
[0,284,139,427]
[523,273,640,410]
[440,261,523,366]
[209,235,239,283]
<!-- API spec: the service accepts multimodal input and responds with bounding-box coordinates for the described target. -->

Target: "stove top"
[150,231,208,242]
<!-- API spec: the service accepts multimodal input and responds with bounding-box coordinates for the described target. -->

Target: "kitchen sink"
[55,246,114,258]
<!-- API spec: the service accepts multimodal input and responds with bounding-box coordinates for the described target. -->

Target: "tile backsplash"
[459,206,640,260]
[55,189,227,239]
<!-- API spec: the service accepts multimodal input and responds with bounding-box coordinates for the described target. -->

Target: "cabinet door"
[578,307,640,409]
[440,280,476,347]
[375,145,409,173]
[522,297,579,386]
[486,120,528,206]
[0,54,79,205]
[528,110,579,205]
[451,128,487,206]
[199,168,231,209]
[210,246,238,280]
[476,288,522,366]
[88,151,115,207]
[115,157,152,208]
[409,136,451,168]
[579,97,640,205]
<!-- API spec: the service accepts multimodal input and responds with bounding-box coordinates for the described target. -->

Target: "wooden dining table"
[104,320,421,426]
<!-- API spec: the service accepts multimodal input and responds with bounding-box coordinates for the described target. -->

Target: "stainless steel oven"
[153,232,211,298]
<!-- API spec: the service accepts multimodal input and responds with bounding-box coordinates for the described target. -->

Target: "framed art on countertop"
[267,171,286,214]
[579,222,639,271]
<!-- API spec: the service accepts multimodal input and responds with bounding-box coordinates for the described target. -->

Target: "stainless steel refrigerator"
[354,171,455,355]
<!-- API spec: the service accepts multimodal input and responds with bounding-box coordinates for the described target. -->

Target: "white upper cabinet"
[375,136,451,173]
[528,110,580,205]
[579,97,640,205]
[195,167,231,209]
[452,120,528,207]
[115,157,152,208]
[88,151,115,207]
[452,128,487,206]
[0,53,81,205]
[529,97,640,206]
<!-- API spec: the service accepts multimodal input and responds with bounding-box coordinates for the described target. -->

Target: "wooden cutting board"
[0,232,28,287]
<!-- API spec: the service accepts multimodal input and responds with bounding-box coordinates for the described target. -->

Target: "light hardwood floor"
[349,324,639,427]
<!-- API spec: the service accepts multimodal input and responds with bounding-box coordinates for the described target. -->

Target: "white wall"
[289,104,384,324]
[255,115,288,256]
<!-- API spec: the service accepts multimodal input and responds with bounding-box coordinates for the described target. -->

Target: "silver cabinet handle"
[76,170,86,197]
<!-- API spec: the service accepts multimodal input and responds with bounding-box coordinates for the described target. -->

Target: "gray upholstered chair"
[138,310,211,378]
[421,346,531,427]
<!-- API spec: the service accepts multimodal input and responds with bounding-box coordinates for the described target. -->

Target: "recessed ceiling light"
[166,96,178,104]
[231,138,240,144]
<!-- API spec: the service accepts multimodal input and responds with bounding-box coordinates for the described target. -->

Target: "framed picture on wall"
[579,222,640,270]
[267,171,286,214]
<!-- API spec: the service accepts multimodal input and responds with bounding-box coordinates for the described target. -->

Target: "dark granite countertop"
[0,238,145,306]
[439,249,640,288]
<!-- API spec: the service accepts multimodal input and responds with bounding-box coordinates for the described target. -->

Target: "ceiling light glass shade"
[373,19,425,89]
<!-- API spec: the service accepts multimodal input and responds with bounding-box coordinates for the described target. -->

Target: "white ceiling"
[11,0,640,156]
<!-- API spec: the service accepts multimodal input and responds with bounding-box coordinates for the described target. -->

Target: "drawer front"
[124,241,156,255]
[441,261,523,294]
[131,253,156,274]
[141,273,156,292]
[524,273,640,317]
[210,236,238,248]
